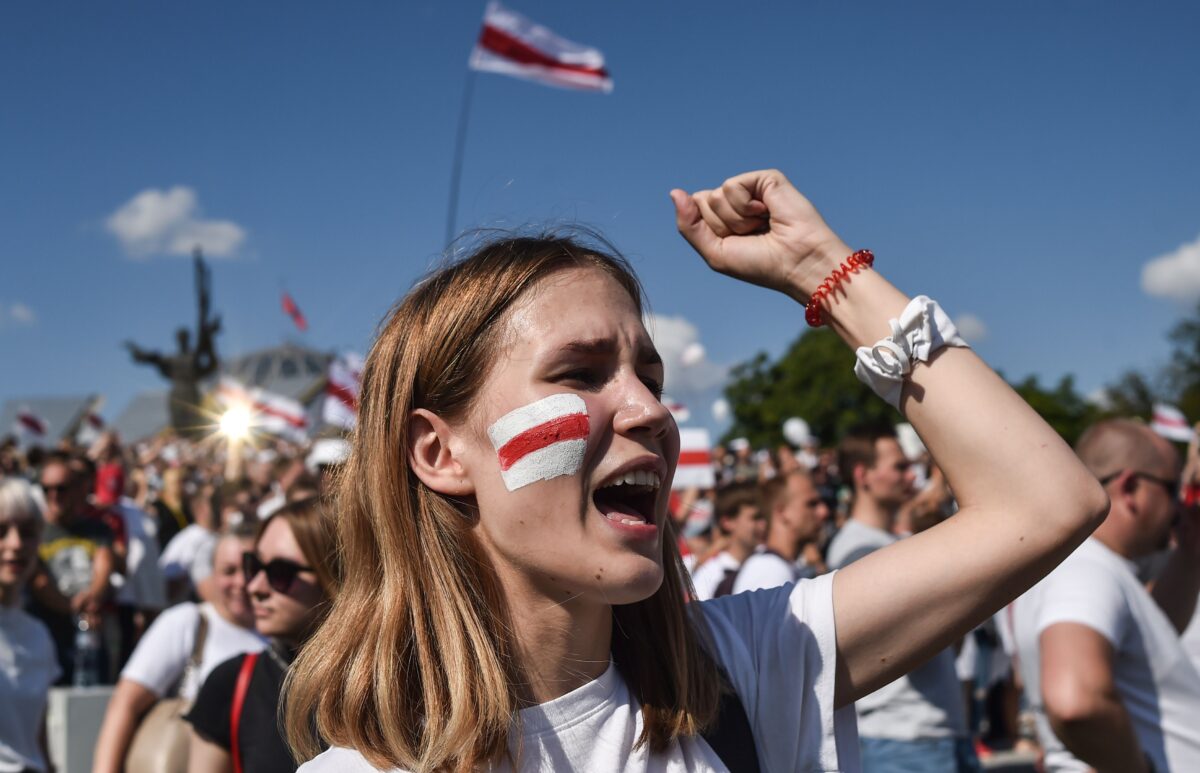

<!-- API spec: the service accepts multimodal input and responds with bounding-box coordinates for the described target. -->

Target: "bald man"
[1012,419,1200,772]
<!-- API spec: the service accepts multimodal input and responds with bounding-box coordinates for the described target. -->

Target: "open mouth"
[593,468,661,526]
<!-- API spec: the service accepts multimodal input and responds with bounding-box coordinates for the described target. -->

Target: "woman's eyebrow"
[561,338,615,356]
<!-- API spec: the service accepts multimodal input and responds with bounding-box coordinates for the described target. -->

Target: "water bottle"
[72,616,102,687]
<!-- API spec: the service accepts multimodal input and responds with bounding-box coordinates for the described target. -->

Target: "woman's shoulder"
[299,746,399,773]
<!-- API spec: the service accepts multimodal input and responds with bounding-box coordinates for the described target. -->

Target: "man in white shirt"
[733,469,829,593]
[689,482,765,601]
[1012,419,1200,772]
[826,425,971,773]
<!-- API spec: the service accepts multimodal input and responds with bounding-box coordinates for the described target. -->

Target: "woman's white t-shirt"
[299,573,860,772]
[0,607,60,773]
[120,601,267,702]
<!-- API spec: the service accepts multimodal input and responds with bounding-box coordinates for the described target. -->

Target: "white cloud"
[1142,234,1200,302]
[954,313,988,343]
[0,302,36,329]
[644,313,728,397]
[105,186,246,258]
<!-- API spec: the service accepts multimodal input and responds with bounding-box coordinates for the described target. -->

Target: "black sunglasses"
[41,483,73,496]
[242,552,314,594]
[1098,471,1181,500]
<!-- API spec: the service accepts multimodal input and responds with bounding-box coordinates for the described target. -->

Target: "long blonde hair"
[285,233,721,771]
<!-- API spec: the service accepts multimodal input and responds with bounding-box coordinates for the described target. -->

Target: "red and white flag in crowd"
[673,428,715,490]
[14,407,47,438]
[216,378,309,443]
[76,406,106,445]
[281,292,308,332]
[663,397,690,424]
[469,2,613,93]
[322,352,364,430]
[1151,403,1194,443]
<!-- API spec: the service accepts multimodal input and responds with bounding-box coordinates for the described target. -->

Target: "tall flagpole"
[445,67,478,247]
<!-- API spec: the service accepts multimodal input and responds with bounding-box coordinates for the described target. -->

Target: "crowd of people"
[2,168,1199,772]
[0,430,344,773]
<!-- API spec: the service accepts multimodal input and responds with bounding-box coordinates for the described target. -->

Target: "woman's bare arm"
[188,731,233,773]
[92,679,158,773]
[671,169,1108,708]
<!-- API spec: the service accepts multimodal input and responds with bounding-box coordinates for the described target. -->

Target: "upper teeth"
[603,469,661,489]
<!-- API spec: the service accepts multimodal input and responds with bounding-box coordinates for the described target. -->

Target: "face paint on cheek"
[487,394,590,492]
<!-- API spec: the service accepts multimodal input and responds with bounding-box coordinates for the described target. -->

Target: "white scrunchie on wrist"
[853,296,968,409]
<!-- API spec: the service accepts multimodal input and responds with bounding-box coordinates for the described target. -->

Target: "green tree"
[721,328,897,447]
[1166,303,1200,420]
[722,331,1107,448]
[1101,369,1156,420]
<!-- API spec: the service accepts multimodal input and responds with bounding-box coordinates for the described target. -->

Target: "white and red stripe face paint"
[487,394,589,492]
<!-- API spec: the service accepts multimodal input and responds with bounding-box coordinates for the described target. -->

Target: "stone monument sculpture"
[125,248,221,438]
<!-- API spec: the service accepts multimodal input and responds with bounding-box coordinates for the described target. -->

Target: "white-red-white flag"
[216,378,309,443]
[1152,403,1194,443]
[469,2,613,93]
[322,352,364,430]
[14,407,47,438]
[663,397,690,424]
[673,428,715,491]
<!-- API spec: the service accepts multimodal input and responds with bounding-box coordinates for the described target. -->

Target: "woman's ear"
[408,409,475,496]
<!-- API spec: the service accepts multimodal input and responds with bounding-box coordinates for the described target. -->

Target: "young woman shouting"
[287,169,1107,771]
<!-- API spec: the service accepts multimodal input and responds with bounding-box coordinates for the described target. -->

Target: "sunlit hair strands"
[284,230,722,772]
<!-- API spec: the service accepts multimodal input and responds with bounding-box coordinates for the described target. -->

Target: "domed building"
[112,342,334,441]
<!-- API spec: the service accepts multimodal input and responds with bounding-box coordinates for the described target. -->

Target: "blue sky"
[3,1,1199,434]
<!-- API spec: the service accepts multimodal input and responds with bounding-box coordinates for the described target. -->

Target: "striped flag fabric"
[1151,403,1194,442]
[281,292,308,332]
[469,1,613,93]
[15,408,47,438]
[322,352,364,430]
[216,378,309,443]
[673,427,715,490]
[664,397,690,424]
[487,394,589,491]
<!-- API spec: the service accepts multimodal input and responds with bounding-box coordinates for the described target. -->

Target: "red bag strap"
[231,652,259,773]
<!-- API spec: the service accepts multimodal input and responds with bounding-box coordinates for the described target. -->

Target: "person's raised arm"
[671,169,1108,708]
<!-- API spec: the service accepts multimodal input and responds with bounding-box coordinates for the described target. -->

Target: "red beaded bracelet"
[804,249,875,327]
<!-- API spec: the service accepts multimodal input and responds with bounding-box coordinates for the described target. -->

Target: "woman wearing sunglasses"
[92,522,265,773]
[187,496,338,773]
[284,169,1107,771]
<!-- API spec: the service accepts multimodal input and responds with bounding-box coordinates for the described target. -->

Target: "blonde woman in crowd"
[0,478,60,773]
[285,169,1107,771]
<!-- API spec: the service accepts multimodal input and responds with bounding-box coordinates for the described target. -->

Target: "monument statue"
[125,248,222,438]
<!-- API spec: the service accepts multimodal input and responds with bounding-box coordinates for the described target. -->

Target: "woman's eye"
[641,378,664,399]
[559,369,602,388]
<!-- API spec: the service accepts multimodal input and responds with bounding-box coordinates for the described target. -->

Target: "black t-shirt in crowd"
[185,645,300,773]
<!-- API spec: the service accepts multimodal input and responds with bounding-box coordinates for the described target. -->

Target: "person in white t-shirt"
[733,469,830,593]
[159,484,219,604]
[280,169,1107,772]
[92,522,267,773]
[689,481,766,600]
[1012,419,1200,773]
[0,478,60,773]
[827,425,973,773]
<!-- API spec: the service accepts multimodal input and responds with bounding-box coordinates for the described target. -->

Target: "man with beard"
[828,425,974,772]
[1013,419,1200,772]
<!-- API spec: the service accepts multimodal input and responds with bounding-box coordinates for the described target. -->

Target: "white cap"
[306,438,350,472]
